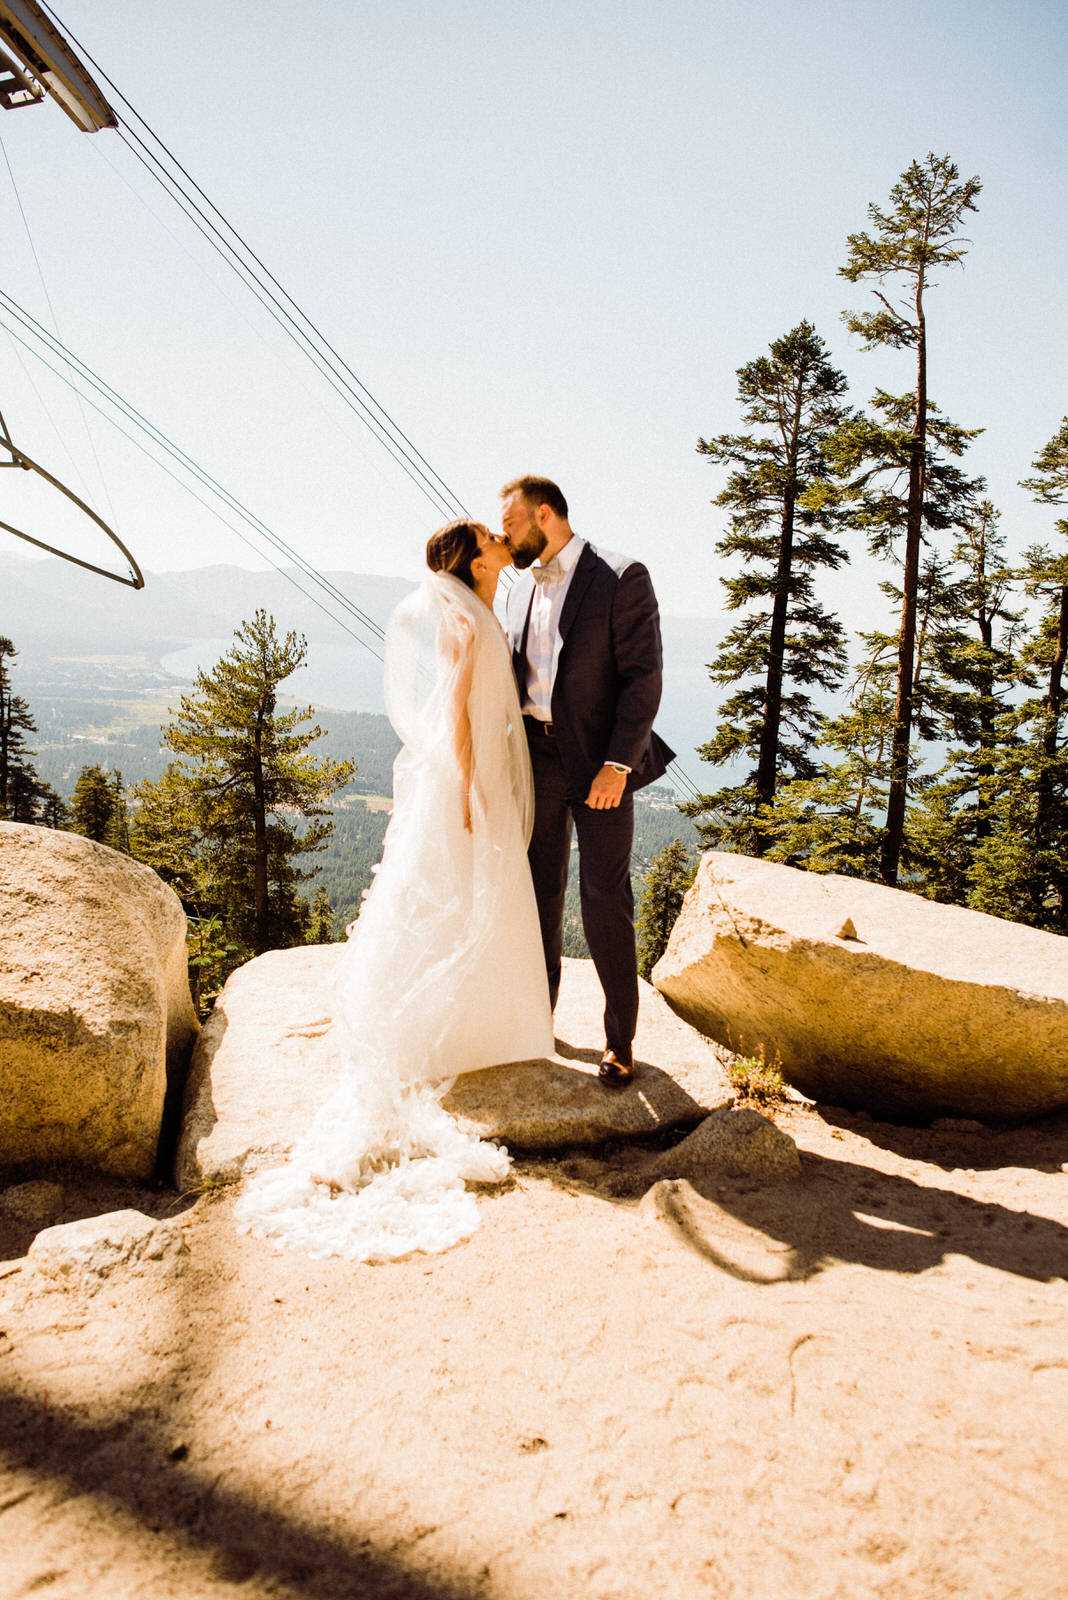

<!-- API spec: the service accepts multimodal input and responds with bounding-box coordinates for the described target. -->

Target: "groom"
[501,475,674,1084]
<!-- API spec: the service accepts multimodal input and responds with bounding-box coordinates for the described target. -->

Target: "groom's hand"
[585,765,628,810]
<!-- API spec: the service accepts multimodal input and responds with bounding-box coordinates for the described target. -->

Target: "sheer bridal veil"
[234,572,551,1261]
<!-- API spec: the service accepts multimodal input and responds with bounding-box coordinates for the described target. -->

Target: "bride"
[234,520,553,1261]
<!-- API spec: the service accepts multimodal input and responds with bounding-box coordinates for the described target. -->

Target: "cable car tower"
[0,0,142,586]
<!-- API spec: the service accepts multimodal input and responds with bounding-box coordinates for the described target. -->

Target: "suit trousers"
[525,726,639,1054]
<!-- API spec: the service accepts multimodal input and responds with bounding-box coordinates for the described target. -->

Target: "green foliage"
[840,153,982,346]
[186,910,247,1017]
[306,885,339,945]
[309,800,392,929]
[727,1044,789,1106]
[636,838,697,979]
[130,611,356,986]
[685,323,852,854]
[838,153,983,885]
[68,764,129,849]
[562,789,701,959]
[0,636,43,821]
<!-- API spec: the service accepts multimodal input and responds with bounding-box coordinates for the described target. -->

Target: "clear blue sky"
[2,0,1066,627]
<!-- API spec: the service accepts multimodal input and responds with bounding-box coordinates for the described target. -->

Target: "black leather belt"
[523,715,555,738]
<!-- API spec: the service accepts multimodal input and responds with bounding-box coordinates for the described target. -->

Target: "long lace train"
[233,570,552,1262]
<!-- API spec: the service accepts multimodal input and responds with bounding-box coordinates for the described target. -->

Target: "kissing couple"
[236,475,674,1261]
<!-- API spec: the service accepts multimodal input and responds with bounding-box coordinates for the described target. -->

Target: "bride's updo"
[426,519,482,589]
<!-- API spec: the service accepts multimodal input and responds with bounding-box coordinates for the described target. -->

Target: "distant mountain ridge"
[3,553,724,770]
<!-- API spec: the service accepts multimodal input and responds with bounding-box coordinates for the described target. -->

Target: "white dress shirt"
[521,534,585,721]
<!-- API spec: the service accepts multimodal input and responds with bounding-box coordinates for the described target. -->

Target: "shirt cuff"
[605,761,631,774]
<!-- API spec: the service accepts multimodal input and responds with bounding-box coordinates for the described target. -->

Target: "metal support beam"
[0,39,42,107]
[0,0,116,131]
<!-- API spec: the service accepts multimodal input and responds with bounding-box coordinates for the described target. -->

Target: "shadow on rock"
[815,1103,1068,1174]
[445,1055,709,1151]
[530,1142,1068,1287]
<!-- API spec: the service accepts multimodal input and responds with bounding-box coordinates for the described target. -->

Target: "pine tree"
[685,323,852,854]
[765,545,972,877]
[0,636,40,819]
[1018,418,1068,867]
[69,764,121,844]
[763,638,894,877]
[306,885,339,945]
[131,611,356,956]
[39,788,69,829]
[822,390,983,875]
[963,424,1068,929]
[905,503,1024,902]
[636,839,696,979]
[840,153,982,884]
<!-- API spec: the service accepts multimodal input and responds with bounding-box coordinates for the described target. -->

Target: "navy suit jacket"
[506,541,675,802]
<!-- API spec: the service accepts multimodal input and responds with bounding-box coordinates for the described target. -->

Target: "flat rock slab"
[654,851,1068,1123]
[176,950,733,1189]
[28,1209,186,1293]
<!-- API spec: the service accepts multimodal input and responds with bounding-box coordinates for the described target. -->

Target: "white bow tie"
[532,556,564,587]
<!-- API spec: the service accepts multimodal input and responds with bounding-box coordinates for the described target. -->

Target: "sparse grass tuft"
[728,1043,789,1106]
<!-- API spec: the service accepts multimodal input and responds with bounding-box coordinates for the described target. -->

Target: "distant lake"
[159,639,232,680]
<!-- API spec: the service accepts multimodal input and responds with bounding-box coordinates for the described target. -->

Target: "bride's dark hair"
[426,520,481,588]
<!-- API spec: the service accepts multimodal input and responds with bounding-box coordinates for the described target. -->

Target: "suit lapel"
[558,542,597,640]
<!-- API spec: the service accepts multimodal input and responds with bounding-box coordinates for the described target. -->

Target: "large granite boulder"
[653,851,1068,1123]
[0,823,198,1179]
[176,950,733,1190]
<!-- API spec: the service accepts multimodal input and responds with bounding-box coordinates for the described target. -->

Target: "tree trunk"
[975,595,994,845]
[1033,583,1068,851]
[754,380,803,851]
[252,712,269,953]
[0,674,10,813]
[880,286,927,885]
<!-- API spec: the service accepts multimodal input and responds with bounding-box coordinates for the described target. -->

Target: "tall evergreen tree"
[823,390,983,869]
[306,885,339,945]
[0,636,40,819]
[1018,417,1068,864]
[69,764,124,845]
[132,611,356,956]
[840,153,982,883]
[39,789,69,829]
[904,503,1024,901]
[964,421,1068,929]
[636,839,696,979]
[685,322,852,854]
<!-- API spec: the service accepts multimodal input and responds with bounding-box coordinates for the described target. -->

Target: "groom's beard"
[507,526,548,569]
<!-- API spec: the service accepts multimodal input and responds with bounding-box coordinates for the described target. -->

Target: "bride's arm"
[441,611,477,832]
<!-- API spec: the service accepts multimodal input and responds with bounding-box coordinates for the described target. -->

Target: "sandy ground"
[1,1095,1066,1600]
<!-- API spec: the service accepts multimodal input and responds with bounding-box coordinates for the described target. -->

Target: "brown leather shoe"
[598,1047,634,1087]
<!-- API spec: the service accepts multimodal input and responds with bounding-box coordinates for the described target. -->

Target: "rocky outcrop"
[653,851,1068,1123]
[0,823,198,1179]
[176,946,342,1190]
[643,1107,801,1183]
[27,1208,187,1292]
[175,950,734,1190]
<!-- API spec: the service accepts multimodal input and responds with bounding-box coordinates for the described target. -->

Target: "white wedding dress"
[234,572,553,1261]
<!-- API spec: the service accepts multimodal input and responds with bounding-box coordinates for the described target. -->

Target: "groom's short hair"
[500,475,568,520]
